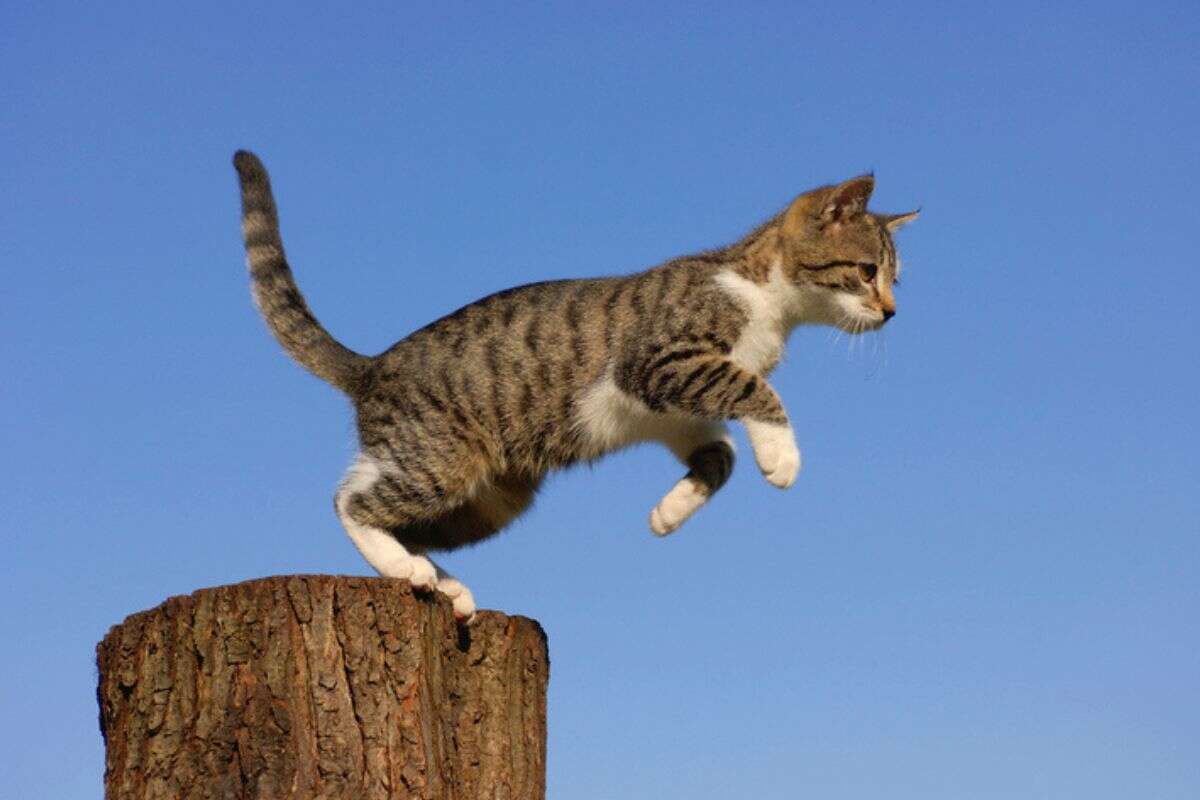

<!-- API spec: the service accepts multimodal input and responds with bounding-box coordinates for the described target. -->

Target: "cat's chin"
[834,315,887,334]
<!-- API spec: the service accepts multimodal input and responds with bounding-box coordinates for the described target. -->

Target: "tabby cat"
[234,150,917,622]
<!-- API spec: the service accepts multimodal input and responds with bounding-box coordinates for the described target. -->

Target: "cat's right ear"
[881,209,920,232]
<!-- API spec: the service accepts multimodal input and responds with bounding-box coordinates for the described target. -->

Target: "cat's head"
[772,176,917,333]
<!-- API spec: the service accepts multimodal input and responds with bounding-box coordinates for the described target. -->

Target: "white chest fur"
[713,265,796,375]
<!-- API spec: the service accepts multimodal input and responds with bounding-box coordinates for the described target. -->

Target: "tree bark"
[96,575,548,800]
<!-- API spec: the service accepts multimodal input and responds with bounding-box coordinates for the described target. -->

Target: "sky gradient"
[3,2,1198,798]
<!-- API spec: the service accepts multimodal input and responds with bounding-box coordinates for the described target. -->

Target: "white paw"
[436,577,477,624]
[409,556,438,590]
[745,420,801,489]
[649,479,707,536]
[383,554,438,590]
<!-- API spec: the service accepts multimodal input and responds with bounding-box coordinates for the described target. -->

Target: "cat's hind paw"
[395,555,438,592]
[649,478,707,536]
[436,577,477,624]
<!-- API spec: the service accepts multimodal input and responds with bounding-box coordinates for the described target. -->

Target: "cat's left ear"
[880,209,920,232]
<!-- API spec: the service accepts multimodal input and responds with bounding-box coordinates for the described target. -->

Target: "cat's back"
[358,275,624,463]
[373,258,730,380]
[357,260,730,464]
[373,275,619,381]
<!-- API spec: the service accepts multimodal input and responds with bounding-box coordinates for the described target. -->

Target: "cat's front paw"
[436,577,477,624]
[745,420,801,489]
[649,478,707,536]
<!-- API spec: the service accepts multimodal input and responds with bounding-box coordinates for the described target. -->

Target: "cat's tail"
[233,150,371,395]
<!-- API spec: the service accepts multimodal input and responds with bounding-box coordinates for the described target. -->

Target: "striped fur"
[234,152,370,394]
[233,151,916,621]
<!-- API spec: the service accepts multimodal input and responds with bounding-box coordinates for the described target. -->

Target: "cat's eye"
[858,263,878,283]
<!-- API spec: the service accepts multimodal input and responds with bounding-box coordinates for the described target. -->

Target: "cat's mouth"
[839,312,890,334]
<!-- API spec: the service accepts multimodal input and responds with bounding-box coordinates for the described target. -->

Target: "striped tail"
[233,150,370,395]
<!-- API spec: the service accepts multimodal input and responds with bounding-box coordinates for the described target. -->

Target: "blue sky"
[3,2,1197,797]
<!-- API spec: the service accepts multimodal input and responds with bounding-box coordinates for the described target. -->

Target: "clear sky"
[3,2,1197,798]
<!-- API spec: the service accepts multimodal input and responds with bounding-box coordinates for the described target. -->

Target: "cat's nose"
[881,308,895,321]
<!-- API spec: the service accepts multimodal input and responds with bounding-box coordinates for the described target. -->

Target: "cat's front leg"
[681,364,800,488]
[650,422,735,535]
[681,364,799,489]
[743,418,801,489]
[623,351,801,492]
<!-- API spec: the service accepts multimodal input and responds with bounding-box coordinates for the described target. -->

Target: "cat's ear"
[880,209,920,232]
[783,175,874,234]
[823,175,875,221]
[785,175,875,232]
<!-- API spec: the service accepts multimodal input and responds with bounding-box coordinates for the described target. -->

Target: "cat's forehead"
[867,216,900,269]
[815,215,893,260]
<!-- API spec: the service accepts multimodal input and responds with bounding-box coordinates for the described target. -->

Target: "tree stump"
[96,575,549,800]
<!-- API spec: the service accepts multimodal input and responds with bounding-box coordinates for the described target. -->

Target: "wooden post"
[96,576,548,799]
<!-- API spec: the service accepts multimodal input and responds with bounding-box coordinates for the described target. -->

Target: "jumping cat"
[233,151,917,622]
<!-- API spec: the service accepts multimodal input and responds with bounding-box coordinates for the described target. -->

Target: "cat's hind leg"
[334,453,441,589]
[649,420,736,536]
[396,472,541,623]
[337,457,539,622]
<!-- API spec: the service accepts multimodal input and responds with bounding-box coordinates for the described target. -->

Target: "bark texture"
[96,575,548,800]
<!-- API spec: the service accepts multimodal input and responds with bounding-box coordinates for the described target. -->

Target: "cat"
[234,150,917,622]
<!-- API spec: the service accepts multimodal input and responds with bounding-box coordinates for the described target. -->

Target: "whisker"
[866,330,881,378]
[830,313,852,350]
